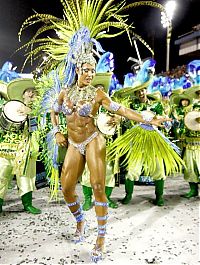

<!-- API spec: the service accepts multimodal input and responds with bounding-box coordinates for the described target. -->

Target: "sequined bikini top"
[62,84,97,117]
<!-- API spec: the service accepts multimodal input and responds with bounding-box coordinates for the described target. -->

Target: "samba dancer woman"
[50,28,169,263]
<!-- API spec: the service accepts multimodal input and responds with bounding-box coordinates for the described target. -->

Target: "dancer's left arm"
[97,90,170,127]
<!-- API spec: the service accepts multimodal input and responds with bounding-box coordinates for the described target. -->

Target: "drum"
[0,100,27,131]
[96,113,117,136]
[184,110,200,131]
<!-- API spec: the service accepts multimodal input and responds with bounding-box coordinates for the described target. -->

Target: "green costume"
[170,87,199,199]
[182,106,200,198]
[171,103,192,151]
[108,91,184,206]
[0,79,41,214]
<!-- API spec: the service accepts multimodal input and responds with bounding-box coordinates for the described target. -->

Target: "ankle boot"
[182,182,198,199]
[21,191,41,214]
[105,186,118,208]
[0,198,4,213]
[82,186,93,211]
[121,179,134,204]
[154,179,164,206]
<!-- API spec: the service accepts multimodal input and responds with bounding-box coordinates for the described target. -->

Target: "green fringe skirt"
[107,124,185,177]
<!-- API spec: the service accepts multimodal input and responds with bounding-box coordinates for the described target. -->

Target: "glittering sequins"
[62,85,97,117]
[62,103,73,115]
[77,103,92,117]
[139,123,155,131]
[68,131,98,155]
[67,85,97,106]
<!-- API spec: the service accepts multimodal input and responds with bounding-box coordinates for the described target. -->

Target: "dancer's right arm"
[51,90,68,147]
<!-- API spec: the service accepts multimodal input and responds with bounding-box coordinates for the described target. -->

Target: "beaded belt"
[68,131,98,155]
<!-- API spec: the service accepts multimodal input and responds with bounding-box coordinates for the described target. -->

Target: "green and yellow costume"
[108,89,184,206]
[180,86,200,198]
[170,89,193,151]
[0,79,41,214]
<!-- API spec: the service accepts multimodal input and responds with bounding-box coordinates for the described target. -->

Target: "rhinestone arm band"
[52,126,60,136]
[109,101,121,112]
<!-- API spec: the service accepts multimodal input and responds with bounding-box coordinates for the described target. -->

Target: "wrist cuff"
[52,126,60,136]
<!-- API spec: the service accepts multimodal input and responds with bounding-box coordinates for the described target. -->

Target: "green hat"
[147,91,162,102]
[91,72,113,93]
[171,88,184,95]
[170,91,192,106]
[184,85,200,100]
[0,81,9,100]
[112,75,153,98]
[7,78,35,101]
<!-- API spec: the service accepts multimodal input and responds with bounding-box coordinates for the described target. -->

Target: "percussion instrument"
[184,110,200,131]
[96,113,117,136]
[0,100,27,131]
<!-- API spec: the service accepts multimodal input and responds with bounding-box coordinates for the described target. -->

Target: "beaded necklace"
[67,84,97,105]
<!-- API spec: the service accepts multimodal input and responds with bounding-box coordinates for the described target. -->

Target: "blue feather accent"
[135,59,156,84]
[187,60,200,85]
[91,38,105,54]
[123,73,136,88]
[40,70,62,114]
[46,129,59,170]
[96,52,114,73]
[0,61,20,83]
[109,74,122,96]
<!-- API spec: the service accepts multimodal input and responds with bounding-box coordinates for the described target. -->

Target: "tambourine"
[0,100,27,131]
[184,111,200,131]
[96,113,117,136]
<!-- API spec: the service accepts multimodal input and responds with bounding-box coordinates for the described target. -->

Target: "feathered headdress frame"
[17,0,133,73]
[16,0,168,75]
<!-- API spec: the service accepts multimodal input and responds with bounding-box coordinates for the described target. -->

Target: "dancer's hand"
[55,132,68,147]
[106,114,121,127]
[151,116,172,127]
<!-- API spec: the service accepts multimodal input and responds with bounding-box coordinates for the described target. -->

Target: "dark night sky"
[0,0,199,82]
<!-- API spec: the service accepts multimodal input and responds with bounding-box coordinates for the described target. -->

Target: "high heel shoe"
[90,245,103,263]
[67,201,88,244]
[90,224,106,262]
[90,201,108,262]
[72,220,88,244]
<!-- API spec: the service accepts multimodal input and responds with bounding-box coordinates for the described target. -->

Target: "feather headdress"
[17,0,133,73]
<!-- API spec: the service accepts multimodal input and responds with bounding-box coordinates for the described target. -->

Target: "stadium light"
[161,1,176,71]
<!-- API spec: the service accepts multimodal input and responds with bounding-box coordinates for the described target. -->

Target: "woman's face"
[76,63,96,87]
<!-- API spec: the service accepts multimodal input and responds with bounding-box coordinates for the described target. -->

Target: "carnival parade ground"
[0,175,199,265]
